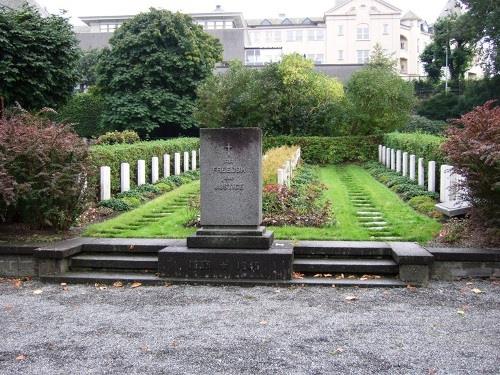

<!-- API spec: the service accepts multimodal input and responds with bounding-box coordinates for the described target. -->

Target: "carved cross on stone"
[224,143,232,155]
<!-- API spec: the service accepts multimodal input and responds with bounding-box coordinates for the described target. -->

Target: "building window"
[286,30,303,42]
[338,50,344,61]
[215,21,224,29]
[265,31,273,43]
[307,54,324,64]
[274,30,281,42]
[99,23,118,32]
[206,21,215,29]
[245,48,282,66]
[251,31,261,45]
[357,50,370,64]
[307,29,325,41]
[400,58,408,73]
[338,25,344,36]
[400,35,408,50]
[383,24,389,35]
[224,21,234,29]
[356,23,369,40]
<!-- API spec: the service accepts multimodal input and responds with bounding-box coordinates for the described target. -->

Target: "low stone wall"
[0,245,39,277]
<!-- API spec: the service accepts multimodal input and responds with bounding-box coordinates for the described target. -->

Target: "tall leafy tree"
[420,15,475,83]
[459,0,500,75]
[96,9,223,137]
[0,5,80,110]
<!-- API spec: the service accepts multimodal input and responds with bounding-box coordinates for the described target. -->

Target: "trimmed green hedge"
[383,132,446,164]
[264,135,382,164]
[89,138,199,196]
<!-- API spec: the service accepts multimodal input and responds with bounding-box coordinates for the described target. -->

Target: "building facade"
[76,0,435,79]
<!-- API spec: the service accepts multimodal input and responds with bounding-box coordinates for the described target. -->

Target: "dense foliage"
[0,112,89,229]
[195,55,346,136]
[0,5,80,110]
[383,132,446,164]
[56,89,105,138]
[100,170,199,212]
[420,15,475,83]
[89,138,199,196]
[400,115,447,135]
[77,49,102,90]
[96,130,140,145]
[442,101,500,236]
[96,8,222,137]
[262,165,333,227]
[264,135,381,165]
[459,0,500,75]
[417,76,500,121]
[262,145,299,185]
[346,49,415,135]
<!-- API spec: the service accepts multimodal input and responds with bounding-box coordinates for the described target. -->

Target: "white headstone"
[386,148,391,168]
[409,155,416,181]
[402,152,408,177]
[163,154,170,177]
[151,156,159,183]
[100,166,111,201]
[378,145,382,163]
[428,161,436,192]
[191,150,197,170]
[120,162,130,193]
[183,151,189,172]
[382,146,386,164]
[390,149,396,170]
[396,150,402,173]
[137,160,146,186]
[174,153,181,175]
[440,165,453,202]
[277,168,285,185]
[418,158,425,186]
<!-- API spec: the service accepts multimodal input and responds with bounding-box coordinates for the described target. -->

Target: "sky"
[36,0,449,26]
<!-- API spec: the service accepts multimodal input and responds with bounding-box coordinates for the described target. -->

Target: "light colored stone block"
[409,154,416,181]
[191,150,197,170]
[418,157,425,186]
[428,161,436,192]
[402,152,408,177]
[163,154,170,177]
[174,153,181,175]
[382,146,386,164]
[100,166,111,201]
[440,165,453,202]
[183,151,189,172]
[390,149,396,170]
[378,145,382,163]
[137,160,146,186]
[386,148,391,168]
[151,156,159,184]
[120,162,130,193]
[396,150,401,173]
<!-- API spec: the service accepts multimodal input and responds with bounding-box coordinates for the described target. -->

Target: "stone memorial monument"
[159,128,292,281]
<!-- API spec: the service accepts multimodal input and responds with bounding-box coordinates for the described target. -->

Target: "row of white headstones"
[378,145,467,206]
[277,147,301,186]
[100,150,198,201]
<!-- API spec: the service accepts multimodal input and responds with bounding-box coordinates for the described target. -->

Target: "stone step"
[358,217,384,222]
[365,226,390,231]
[360,221,388,226]
[293,258,399,274]
[290,277,405,288]
[371,237,404,241]
[357,211,382,215]
[293,241,391,258]
[71,253,158,270]
[40,271,163,285]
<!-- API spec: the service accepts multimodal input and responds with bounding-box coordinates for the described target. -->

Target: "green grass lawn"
[84,165,441,242]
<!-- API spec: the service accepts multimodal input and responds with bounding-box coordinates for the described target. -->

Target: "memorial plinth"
[158,128,292,281]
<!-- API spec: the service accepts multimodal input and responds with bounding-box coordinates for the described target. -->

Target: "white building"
[75,1,453,80]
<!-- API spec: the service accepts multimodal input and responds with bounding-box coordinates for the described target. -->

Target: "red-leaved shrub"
[442,101,500,241]
[0,112,90,229]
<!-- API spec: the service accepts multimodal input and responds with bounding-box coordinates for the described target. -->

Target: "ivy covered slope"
[96,8,222,137]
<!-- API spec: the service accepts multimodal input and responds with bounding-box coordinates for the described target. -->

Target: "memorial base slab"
[187,226,274,249]
[158,244,292,280]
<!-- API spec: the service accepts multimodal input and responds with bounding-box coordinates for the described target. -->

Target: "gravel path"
[1,279,499,375]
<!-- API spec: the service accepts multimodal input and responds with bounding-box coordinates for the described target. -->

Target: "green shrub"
[89,138,199,196]
[57,90,104,138]
[383,132,445,164]
[99,198,130,211]
[120,196,141,209]
[264,135,382,165]
[400,115,447,135]
[408,195,442,219]
[96,130,141,145]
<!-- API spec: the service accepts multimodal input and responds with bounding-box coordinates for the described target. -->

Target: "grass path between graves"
[84,165,441,242]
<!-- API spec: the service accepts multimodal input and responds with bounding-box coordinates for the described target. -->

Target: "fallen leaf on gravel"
[292,272,304,280]
[140,345,150,353]
[330,347,344,355]
[347,275,356,279]
[331,284,336,288]
[323,274,333,278]
[94,283,107,290]
[466,282,473,285]
[457,309,465,316]
[33,289,43,295]
[13,279,23,288]
[260,320,268,325]
[313,274,323,278]
[406,285,417,292]
[130,282,142,288]
[4,304,13,311]
[360,277,368,281]
[170,340,177,348]
[471,288,484,294]
[274,289,281,293]
[345,295,358,301]
[60,283,67,286]
[15,354,26,361]
[164,283,172,288]
[428,368,438,375]
[336,273,345,280]
[113,281,123,288]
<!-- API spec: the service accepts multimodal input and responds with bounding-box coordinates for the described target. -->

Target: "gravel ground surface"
[0,279,499,375]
